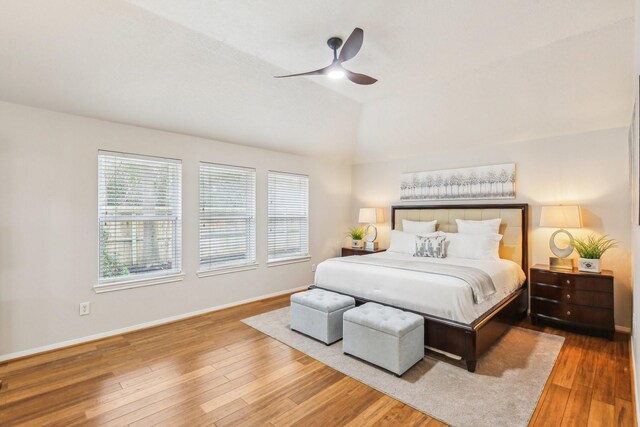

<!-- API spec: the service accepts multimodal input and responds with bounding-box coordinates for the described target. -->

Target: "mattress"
[314,251,526,324]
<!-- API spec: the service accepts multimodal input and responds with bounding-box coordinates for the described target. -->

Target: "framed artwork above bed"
[400,163,516,201]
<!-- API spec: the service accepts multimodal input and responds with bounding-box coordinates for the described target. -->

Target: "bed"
[311,203,529,372]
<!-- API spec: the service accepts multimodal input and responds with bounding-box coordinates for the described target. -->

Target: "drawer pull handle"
[566,280,571,285]
[566,311,571,316]
[566,294,571,299]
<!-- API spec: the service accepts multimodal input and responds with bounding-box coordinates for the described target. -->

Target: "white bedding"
[314,251,526,324]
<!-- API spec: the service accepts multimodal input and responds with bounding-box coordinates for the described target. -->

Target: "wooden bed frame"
[313,203,529,372]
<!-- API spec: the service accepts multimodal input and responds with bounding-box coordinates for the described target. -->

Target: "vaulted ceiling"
[0,0,634,163]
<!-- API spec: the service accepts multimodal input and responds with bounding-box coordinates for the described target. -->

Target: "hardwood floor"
[0,293,635,426]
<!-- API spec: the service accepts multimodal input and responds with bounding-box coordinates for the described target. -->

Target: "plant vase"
[351,239,363,249]
[578,258,601,273]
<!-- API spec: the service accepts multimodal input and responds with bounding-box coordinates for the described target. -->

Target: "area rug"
[242,307,564,427]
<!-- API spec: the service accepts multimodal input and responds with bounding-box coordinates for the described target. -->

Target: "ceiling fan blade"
[274,65,330,78]
[344,69,377,85]
[338,28,364,63]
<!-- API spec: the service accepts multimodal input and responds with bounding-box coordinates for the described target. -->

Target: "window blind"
[98,151,182,285]
[199,163,256,271]
[268,171,309,262]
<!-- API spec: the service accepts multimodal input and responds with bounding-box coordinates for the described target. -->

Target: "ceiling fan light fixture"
[274,28,376,85]
[327,67,345,80]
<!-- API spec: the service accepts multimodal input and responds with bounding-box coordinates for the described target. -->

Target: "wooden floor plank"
[343,395,397,426]
[573,345,598,388]
[592,349,617,405]
[217,397,298,427]
[98,373,231,426]
[199,361,321,413]
[552,335,584,389]
[531,384,571,427]
[615,340,633,402]
[129,374,256,427]
[615,397,635,427]
[560,385,592,427]
[0,293,635,427]
[269,376,357,426]
[293,382,384,426]
[84,368,223,424]
[276,380,376,427]
[371,402,425,426]
[587,400,615,427]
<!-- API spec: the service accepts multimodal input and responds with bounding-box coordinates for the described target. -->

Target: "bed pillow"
[455,218,501,234]
[445,232,502,260]
[388,230,417,255]
[414,234,447,258]
[403,219,437,234]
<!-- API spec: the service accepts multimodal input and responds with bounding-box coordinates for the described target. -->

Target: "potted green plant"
[347,226,365,249]
[571,233,617,273]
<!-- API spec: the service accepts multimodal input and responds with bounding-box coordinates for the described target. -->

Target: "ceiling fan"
[275,28,377,85]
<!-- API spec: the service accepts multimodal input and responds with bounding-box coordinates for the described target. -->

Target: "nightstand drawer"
[531,298,613,328]
[530,269,561,286]
[530,283,613,308]
[531,270,612,293]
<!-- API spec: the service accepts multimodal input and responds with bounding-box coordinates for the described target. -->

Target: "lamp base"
[549,257,573,270]
[364,241,378,251]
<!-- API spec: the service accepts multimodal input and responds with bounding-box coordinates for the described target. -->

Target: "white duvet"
[314,251,526,324]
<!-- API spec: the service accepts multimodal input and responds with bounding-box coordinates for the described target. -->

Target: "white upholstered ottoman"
[290,289,355,345]
[343,302,425,376]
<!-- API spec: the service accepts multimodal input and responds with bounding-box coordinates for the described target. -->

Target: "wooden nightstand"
[341,248,386,257]
[530,264,614,339]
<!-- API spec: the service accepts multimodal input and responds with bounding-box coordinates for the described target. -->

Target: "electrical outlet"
[79,302,91,316]
[311,264,317,272]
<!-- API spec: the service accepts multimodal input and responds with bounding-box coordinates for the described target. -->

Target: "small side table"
[530,264,614,339]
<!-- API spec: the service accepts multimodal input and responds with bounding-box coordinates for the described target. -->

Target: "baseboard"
[631,336,639,426]
[617,325,632,334]
[0,285,308,363]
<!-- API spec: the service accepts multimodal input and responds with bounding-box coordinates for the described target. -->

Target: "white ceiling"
[0,0,634,163]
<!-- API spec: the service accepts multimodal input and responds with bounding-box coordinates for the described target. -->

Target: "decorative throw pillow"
[414,234,447,258]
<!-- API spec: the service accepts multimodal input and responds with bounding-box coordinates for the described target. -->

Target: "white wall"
[630,0,640,418]
[0,101,351,359]
[0,99,633,360]
[351,127,632,328]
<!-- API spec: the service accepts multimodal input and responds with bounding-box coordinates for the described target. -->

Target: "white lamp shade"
[359,208,384,224]
[539,205,582,228]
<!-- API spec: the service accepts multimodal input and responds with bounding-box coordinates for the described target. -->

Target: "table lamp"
[358,208,384,251]
[539,205,582,270]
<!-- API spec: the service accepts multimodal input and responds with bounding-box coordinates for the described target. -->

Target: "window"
[199,163,256,273]
[97,151,182,291]
[268,171,309,263]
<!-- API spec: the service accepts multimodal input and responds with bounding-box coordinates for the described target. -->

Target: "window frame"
[197,162,258,277]
[95,150,183,293]
[267,170,310,266]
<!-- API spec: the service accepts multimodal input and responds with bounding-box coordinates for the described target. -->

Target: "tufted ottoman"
[343,302,424,376]
[290,289,355,345]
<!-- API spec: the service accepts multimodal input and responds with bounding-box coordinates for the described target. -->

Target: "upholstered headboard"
[391,204,529,273]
